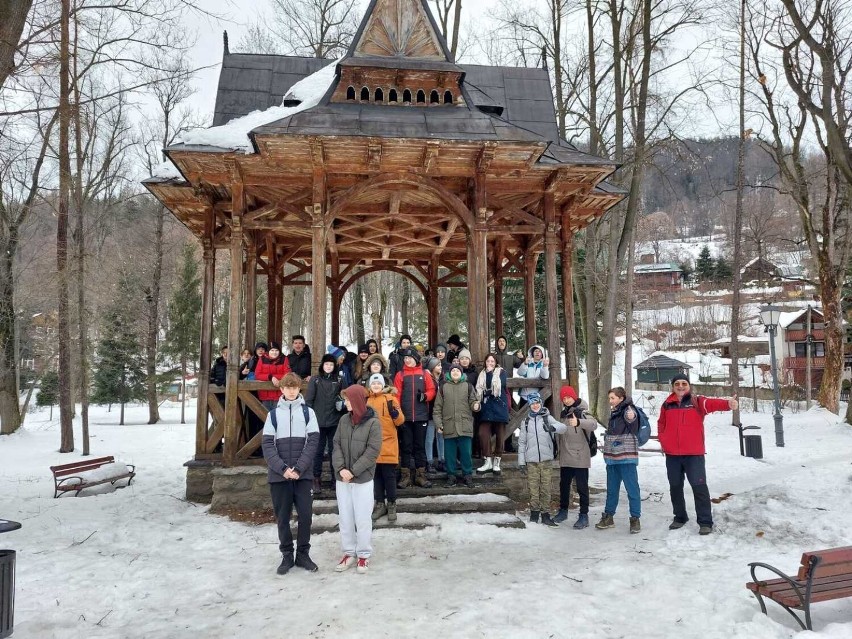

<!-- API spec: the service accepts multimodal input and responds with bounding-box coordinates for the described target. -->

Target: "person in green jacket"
[434,363,480,487]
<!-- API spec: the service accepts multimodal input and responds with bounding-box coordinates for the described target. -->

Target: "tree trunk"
[0,0,33,90]
[623,233,636,392]
[0,225,21,434]
[120,400,125,426]
[146,206,165,424]
[180,356,187,424]
[818,279,843,413]
[353,279,365,345]
[57,0,74,453]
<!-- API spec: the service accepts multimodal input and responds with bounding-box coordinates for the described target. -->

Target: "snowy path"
[1,400,851,638]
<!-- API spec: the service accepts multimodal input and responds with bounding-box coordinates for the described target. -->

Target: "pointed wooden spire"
[352,0,451,61]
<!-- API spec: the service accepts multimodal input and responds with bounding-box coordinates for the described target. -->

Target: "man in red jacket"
[658,373,737,535]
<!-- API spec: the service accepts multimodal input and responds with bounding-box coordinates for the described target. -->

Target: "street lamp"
[760,304,785,447]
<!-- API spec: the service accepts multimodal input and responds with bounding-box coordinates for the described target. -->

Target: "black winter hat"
[268,341,281,351]
[447,334,462,348]
[400,333,413,344]
[358,343,369,354]
[254,341,269,352]
[401,348,420,364]
[670,372,690,385]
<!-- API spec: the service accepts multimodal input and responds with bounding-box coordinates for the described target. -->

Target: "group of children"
[259,334,738,575]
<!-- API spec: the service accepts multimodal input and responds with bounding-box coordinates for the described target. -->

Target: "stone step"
[311,511,525,533]
[312,483,511,500]
[311,492,516,515]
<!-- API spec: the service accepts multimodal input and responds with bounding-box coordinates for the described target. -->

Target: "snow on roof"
[634,263,681,274]
[151,159,182,180]
[175,59,339,153]
[710,335,767,344]
[779,310,807,328]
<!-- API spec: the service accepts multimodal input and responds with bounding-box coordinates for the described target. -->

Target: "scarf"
[476,366,503,399]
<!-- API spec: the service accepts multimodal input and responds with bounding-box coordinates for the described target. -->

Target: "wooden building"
[143,0,622,492]
[634,355,692,385]
[634,263,682,291]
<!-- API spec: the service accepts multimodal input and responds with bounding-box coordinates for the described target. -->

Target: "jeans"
[559,467,590,514]
[666,455,713,526]
[425,419,445,464]
[313,426,336,478]
[270,480,313,555]
[374,463,397,502]
[444,436,472,477]
[400,421,428,469]
[604,463,641,518]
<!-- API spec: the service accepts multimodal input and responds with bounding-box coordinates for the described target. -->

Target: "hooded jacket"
[603,397,640,465]
[210,355,227,387]
[474,367,509,423]
[517,345,550,399]
[393,361,436,422]
[286,345,312,379]
[254,355,292,401]
[557,399,598,468]
[494,337,523,374]
[332,407,383,483]
[261,394,320,483]
[366,389,405,464]
[518,407,567,465]
[658,392,731,455]
[305,357,346,429]
[358,353,390,386]
[433,373,479,438]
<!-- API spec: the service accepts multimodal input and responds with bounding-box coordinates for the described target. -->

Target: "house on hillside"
[741,256,806,293]
[635,354,692,384]
[634,263,682,292]
[769,307,852,388]
[710,335,769,359]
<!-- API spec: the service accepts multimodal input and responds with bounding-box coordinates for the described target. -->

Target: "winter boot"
[529,510,540,523]
[414,467,433,488]
[312,478,322,494]
[699,525,713,536]
[436,460,445,472]
[492,457,502,475]
[371,500,387,521]
[387,501,397,523]
[276,553,295,575]
[553,508,569,524]
[629,517,641,534]
[669,518,687,530]
[462,474,474,488]
[477,457,493,473]
[541,512,559,527]
[295,552,318,572]
[426,462,437,474]
[573,514,590,529]
[595,513,615,530]
[397,468,411,489]
[446,474,458,488]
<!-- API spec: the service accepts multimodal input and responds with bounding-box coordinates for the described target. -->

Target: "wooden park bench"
[50,456,136,498]
[639,434,664,454]
[746,546,852,630]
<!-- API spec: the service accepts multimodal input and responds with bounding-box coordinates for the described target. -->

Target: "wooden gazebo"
[144,0,622,480]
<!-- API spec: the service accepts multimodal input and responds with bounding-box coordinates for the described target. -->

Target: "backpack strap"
[270,408,277,431]
[302,404,311,426]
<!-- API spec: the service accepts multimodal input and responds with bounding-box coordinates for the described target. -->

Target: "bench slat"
[756,577,852,607]
[797,547,852,580]
[754,573,852,595]
[50,456,115,475]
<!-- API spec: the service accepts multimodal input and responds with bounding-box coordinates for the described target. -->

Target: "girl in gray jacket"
[555,385,599,529]
[518,392,567,526]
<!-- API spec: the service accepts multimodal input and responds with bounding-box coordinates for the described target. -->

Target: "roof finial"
[223,30,230,56]
[540,46,549,71]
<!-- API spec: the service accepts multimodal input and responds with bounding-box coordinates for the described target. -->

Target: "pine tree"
[695,245,715,282]
[162,243,201,424]
[714,257,733,282]
[92,274,146,425]
[36,370,60,420]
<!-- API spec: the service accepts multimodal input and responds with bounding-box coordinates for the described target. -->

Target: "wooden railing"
[783,357,826,370]
[200,377,563,465]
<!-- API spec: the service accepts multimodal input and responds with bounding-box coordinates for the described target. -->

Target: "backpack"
[634,406,651,446]
[588,428,598,457]
[525,414,559,456]
[270,404,311,430]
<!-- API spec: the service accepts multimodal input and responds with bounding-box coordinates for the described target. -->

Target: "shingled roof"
[210,51,613,165]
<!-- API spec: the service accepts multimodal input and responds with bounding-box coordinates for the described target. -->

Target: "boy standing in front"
[518,392,567,526]
[262,372,320,575]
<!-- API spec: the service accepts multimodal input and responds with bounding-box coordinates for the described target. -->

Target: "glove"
[335,399,344,412]
[543,423,556,433]
[389,406,399,419]
[483,389,493,398]
[519,465,527,477]
[417,390,426,403]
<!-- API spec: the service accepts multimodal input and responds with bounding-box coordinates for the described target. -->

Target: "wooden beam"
[524,250,537,347]
[468,174,489,361]
[245,233,257,349]
[561,230,579,389]
[223,165,245,465]
[493,239,505,339]
[428,257,439,348]
[330,254,341,346]
[311,204,328,371]
[195,213,215,457]
[543,193,563,410]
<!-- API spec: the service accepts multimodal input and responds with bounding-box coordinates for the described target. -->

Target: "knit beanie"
[254,341,269,352]
[458,348,472,362]
[527,392,542,405]
[268,341,281,351]
[401,348,420,364]
[560,386,578,403]
[670,372,690,385]
[425,357,439,373]
[358,343,369,354]
[447,334,462,348]
[327,344,345,360]
[368,373,385,387]
[434,343,447,354]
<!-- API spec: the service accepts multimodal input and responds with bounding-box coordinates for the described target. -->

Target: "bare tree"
[430,0,463,58]
[238,0,359,58]
[748,0,852,415]
[0,0,34,89]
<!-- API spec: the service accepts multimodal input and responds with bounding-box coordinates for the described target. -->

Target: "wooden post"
[543,194,562,407]
[272,271,283,344]
[428,258,439,348]
[493,241,505,339]
[223,168,245,464]
[561,222,579,389]
[311,205,327,371]
[244,235,257,350]
[330,255,341,345]
[524,250,538,347]
[266,267,277,345]
[195,217,215,457]
[468,175,489,361]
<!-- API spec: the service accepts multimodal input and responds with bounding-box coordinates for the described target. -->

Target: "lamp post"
[746,352,758,412]
[760,304,784,447]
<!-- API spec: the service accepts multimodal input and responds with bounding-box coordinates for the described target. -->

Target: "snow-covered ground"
[2,398,851,638]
